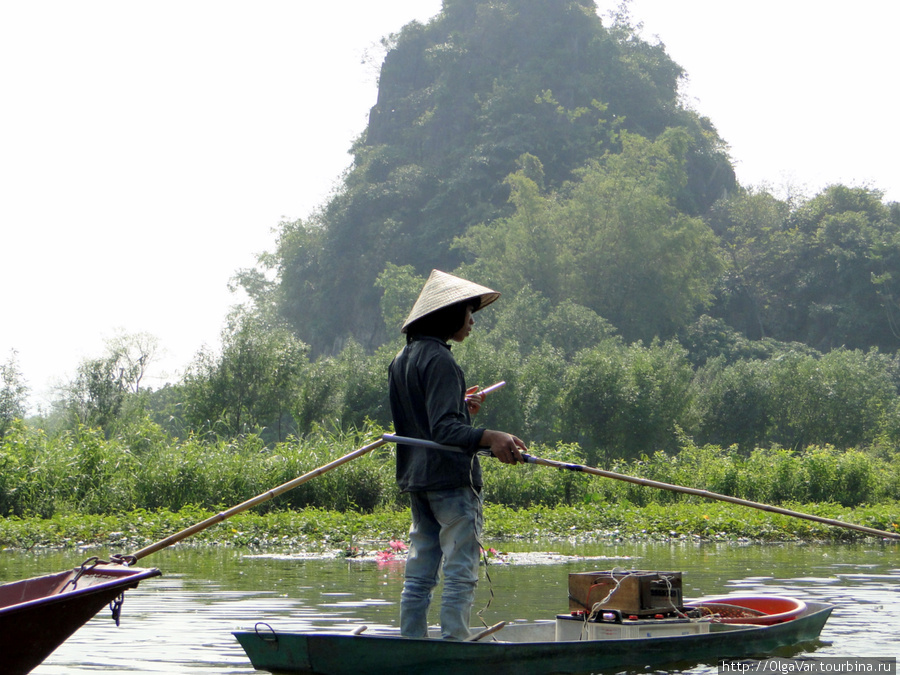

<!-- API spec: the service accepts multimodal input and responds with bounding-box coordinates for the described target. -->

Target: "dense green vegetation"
[1,424,899,549]
[3,1,900,547]
[236,1,900,357]
[241,0,737,352]
[7,312,898,464]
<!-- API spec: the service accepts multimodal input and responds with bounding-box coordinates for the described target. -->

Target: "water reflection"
[1,540,895,673]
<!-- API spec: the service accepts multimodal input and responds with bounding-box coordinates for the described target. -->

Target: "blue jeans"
[400,487,484,640]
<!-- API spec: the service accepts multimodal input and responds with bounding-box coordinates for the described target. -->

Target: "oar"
[464,621,506,642]
[121,437,389,563]
[383,434,900,541]
[523,453,900,541]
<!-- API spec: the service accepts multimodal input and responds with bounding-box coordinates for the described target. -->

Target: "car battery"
[555,613,709,641]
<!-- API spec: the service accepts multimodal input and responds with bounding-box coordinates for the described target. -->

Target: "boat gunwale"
[0,564,161,616]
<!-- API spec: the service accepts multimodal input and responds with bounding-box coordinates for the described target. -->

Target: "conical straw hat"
[401,270,500,333]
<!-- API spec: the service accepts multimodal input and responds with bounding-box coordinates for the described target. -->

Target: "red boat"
[685,595,808,625]
[0,557,160,675]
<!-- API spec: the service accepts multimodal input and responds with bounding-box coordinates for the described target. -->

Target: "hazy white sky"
[1,1,896,412]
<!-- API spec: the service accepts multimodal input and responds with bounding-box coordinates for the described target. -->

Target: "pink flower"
[376,550,395,561]
[389,540,408,552]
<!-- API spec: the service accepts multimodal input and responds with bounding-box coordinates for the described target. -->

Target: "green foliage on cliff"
[709,185,900,352]
[247,0,735,353]
[456,131,723,343]
[240,1,900,363]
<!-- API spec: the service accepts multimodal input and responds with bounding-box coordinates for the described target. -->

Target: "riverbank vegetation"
[2,498,898,554]
[1,424,898,551]
[5,423,900,518]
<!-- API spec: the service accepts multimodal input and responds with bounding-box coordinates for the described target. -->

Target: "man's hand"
[481,430,526,465]
[465,385,485,415]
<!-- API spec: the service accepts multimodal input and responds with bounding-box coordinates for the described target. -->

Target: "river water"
[2,538,898,673]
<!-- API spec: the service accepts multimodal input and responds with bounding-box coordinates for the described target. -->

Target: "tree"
[786,185,900,351]
[690,345,900,452]
[375,263,424,336]
[294,340,393,436]
[559,338,694,463]
[705,188,792,340]
[0,350,28,437]
[182,310,308,440]
[105,331,159,394]
[64,355,128,432]
[709,185,900,352]
[458,131,724,343]
[52,332,160,435]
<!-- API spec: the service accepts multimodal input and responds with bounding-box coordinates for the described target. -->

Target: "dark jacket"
[389,336,485,492]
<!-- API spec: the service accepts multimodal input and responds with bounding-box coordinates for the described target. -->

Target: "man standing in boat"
[388,269,526,640]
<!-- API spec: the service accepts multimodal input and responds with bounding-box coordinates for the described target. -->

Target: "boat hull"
[234,602,833,675]
[0,563,161,675]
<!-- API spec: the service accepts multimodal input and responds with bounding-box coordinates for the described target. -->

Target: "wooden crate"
[567,570,683,615]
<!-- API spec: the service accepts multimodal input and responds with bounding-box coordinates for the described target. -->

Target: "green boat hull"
[234,602,833,675]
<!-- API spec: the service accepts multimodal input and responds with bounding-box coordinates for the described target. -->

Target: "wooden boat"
[233,597,834,675]
[0,558,161,675]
